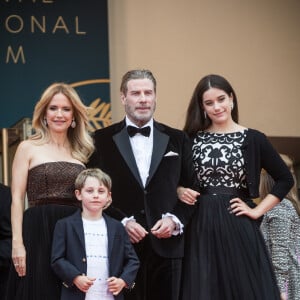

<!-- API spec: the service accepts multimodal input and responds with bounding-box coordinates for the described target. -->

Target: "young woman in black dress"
[178,74,294,300]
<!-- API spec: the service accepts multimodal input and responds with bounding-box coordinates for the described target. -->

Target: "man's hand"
[125,220,148,243]
[151,217,175,238]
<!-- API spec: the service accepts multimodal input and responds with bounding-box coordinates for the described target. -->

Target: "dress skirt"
[6,204,79,300]
[180,193,280,300]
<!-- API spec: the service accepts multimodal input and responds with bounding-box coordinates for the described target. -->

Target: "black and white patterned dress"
[261,199,300,300]
[181,131,280,300]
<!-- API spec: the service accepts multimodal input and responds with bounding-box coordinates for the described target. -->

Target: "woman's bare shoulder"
[17,139,41,152]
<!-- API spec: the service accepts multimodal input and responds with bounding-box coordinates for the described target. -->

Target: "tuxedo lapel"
[71,211,85,248]
[146,124,169,186]
[113,125,143,187]
[104,214,117,256]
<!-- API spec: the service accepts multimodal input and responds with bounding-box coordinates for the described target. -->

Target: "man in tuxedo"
[88,69,198,300]
[0,183,12,297]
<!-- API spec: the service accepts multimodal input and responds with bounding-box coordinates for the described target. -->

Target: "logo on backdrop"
[71,79,111,131]
[0,0,110,130]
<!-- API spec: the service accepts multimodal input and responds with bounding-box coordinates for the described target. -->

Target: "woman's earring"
[43,118,48,126]
[71,119,76,128]
[204,111,207,119]
[231,103,234,110]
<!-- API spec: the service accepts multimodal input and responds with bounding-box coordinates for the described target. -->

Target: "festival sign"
[0,0,111,130]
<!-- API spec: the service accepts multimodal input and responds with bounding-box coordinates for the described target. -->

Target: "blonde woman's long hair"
[259,154,300,215]
[31,82,94,163]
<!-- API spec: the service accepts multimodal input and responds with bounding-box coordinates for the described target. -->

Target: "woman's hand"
[280,292,287,300]
[177,187,200,205]
[229,198,260,220]
[12,243,26,277]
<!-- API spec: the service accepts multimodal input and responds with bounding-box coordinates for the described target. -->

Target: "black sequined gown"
[6,162,85,300]
[181,131,280,300]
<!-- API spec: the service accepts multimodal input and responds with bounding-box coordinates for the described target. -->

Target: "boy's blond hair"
[75,168,112,192]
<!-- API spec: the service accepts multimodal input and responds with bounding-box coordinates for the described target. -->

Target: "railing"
[0,118,32,185]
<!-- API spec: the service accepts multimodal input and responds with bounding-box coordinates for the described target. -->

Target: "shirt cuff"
[121,216,135,227]
[162,213,184,235]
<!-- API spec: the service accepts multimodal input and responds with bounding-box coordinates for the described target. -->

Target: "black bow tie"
[127,125,151,137]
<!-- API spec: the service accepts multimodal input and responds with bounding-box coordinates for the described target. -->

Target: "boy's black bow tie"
[127,125,151,137]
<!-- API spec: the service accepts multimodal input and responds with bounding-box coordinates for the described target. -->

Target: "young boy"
[51,168,139,300]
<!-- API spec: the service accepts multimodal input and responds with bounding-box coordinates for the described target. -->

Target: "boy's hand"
[107,276,126,295]
[73,275,96,293]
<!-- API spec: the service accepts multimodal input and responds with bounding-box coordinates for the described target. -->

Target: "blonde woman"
[6,83,94,300]
[260,154,300,300]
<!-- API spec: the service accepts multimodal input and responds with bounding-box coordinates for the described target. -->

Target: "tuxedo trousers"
[124,236,182,300]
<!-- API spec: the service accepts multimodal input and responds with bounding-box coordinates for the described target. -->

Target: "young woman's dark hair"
[183,74,239,138]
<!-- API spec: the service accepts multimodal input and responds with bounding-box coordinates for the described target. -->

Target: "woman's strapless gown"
[6,162,85,300]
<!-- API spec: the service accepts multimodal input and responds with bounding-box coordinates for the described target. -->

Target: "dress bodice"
[192,130,248,190]
[27,162,85,207]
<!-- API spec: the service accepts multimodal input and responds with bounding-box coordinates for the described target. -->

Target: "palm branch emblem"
[88,97,112,131]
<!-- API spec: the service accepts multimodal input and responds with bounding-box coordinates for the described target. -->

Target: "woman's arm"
[230,194,280,220]
[177,186,200,205]
[11,141,30,277]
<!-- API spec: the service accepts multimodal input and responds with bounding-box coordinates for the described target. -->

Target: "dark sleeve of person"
[0,184,12,267]
[259,133,294,200]
[172,132,200,225]
[178,133,200,191]
[114,221,140,288]
[51,220,82,287]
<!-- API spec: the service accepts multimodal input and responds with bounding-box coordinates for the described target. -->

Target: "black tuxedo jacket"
[51,210,139,300]
[88,119,198,258]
